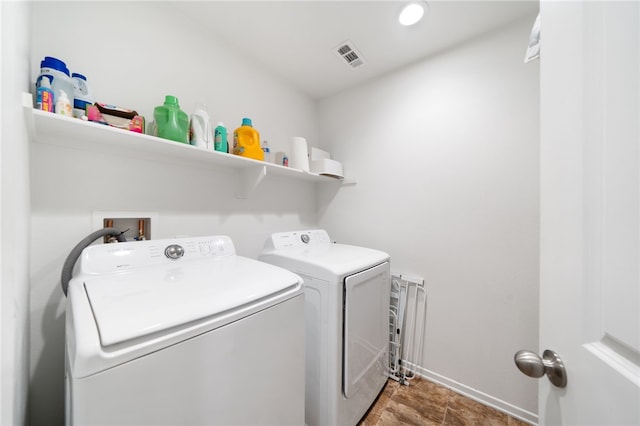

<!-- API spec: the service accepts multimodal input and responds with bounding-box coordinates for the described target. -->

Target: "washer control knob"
[165,244,185,260]
[301,234,310,244]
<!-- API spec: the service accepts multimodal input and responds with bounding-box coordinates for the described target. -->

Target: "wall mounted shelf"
[23,93,354,198]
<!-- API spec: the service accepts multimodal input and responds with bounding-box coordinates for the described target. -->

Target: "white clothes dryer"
[65,235,305,426]
[259,229,391,426]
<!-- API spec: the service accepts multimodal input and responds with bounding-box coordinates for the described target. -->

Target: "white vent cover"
[334,40,365,69]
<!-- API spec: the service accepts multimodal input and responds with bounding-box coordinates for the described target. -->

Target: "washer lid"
[260,243,389,282]
[83,256,302,347]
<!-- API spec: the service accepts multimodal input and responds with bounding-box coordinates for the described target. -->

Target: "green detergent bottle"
[154,95,189,143]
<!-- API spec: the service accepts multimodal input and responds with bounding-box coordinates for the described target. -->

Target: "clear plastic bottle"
[55,90,73,116]
[262,140,271,163]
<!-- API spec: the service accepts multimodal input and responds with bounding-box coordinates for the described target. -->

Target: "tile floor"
[359,377,531,426]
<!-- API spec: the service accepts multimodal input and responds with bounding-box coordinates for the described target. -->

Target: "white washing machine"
[259,229,391,426]
[65,235,305,426]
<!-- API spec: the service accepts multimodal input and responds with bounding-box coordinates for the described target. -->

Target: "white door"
[536,1,640,424]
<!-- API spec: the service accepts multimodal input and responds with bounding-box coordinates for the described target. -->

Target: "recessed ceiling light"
[399,2,425,26]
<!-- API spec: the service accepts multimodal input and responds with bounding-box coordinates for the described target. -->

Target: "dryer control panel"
[265,229,332,250]
[79,235,236,274]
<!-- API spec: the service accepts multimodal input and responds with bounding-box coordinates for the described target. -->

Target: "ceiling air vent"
[334,40,365,69]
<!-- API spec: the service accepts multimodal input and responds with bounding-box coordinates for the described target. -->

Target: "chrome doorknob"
[514,349,567,388]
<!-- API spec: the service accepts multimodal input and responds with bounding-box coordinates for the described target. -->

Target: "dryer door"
[343,261,390,398]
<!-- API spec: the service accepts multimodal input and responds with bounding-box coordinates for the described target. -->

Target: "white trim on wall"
[412,365,538,425]
[1,2,32,425]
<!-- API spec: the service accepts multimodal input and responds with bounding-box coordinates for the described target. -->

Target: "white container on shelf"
[189,104,213,149]
[309,147,344,179]
[72,73,94,118]
[289,136,309,171]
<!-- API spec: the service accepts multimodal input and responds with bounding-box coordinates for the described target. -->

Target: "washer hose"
[60,228,127,297]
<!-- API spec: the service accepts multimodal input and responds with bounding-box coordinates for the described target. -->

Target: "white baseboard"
[403,365,539,425]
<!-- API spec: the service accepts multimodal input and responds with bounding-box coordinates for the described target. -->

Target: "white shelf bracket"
[236,165,267,199]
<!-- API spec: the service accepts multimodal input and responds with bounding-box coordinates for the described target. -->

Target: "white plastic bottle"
[55,90,73,116]
[189,104,213,149]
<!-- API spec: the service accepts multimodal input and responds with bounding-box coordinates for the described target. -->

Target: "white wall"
[317,15,539,421]
[1,2,32,425]
[29,2,320,424]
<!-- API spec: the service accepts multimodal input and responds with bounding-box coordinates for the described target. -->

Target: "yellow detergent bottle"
[233,117,263,160]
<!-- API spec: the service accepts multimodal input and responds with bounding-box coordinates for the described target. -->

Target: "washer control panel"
[80,235,236,274]
[266,229,332,250]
